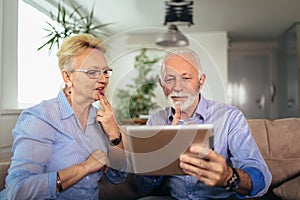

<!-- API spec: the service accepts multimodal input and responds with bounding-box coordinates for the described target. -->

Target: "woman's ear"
[62,70,69,81]
[62,70,72,87]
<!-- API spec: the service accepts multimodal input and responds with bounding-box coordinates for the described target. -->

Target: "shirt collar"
[195,94,208,120]
[58,90,74,120]
[57,90,98,125]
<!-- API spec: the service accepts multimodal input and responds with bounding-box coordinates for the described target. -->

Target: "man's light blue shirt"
[137,95,272,200]
[1,90,126,200]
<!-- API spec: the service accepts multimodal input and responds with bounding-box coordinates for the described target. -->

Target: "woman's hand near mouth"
[94,88,105,101]
[96,92,120,141]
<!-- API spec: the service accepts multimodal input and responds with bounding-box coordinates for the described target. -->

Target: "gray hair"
[160,48,203,80]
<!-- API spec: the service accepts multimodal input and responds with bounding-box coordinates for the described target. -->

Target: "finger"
[103,158,110,173]
[95,90,100,101]
[99,92,111,108]
[182,168,215,187]
[187,146,228,175]
[174,102,181,119]
[180,159,220,185]
[99,95,113,111]
[172,103,181,125]
[97,109,115,122]
[99,95,107,111]
[96,110,105,123]
[180,160,210,179]
[97,110,105,116]
[103,165,110,173]
[180,153,210,170]
[189,145,213,159]
[92,149,108,165]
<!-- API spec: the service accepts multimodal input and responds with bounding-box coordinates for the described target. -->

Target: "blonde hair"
[57,34,105,71]
[160,48,202,80]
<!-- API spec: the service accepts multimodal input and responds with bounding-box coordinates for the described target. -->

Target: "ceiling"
[31,0,300,41]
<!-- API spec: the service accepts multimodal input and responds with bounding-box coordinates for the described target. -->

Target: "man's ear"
[199,74,206,87]
[159,78,163,87]
[200,74,206,83]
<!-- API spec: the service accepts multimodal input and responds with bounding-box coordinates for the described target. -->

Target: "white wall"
[188,32,228,104]
[0,1,228,148]
[106,31,228,112]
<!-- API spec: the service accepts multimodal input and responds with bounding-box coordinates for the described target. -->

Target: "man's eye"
[103,70,109,74]
[164,78,175,82]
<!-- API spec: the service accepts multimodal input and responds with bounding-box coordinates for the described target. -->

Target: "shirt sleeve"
[227,110,272,197]
[6,112,57,200]
[241,167,265,197]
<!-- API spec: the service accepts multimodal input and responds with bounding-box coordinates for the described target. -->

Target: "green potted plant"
[38,1,110,52]
[116,49,161,124]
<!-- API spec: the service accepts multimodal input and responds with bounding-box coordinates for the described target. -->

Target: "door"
[228,51,273,119]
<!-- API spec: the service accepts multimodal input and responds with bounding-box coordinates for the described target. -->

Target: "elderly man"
[136,48,271,200]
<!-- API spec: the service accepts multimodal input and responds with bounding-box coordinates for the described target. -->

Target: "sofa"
[246,118,300,200]
[1,118,300,199]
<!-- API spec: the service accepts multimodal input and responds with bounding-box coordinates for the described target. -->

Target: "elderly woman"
[0,34,127,199]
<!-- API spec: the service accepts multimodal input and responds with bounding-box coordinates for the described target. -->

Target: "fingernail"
[179,162,184,168]
[179,155,184,161]
[179,154,187,161]
[197,147,211,158]
[98,90,104,96]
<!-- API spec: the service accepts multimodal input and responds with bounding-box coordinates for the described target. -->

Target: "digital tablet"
[125,124,214,175]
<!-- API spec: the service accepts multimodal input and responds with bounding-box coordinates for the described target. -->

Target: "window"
[18,0,62,107]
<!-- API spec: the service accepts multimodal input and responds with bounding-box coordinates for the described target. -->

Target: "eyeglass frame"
[71,67,113,79]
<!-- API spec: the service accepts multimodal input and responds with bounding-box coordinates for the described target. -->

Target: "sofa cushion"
[248,118,300,187]
[0,162,10,191]
[247,119,270,159]
[273,176,300,199]
[99,173,150,200]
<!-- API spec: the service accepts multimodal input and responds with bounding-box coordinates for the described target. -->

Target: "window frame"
[0,0,65,110]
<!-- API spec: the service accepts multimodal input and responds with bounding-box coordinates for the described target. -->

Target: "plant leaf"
[38,0,111,53]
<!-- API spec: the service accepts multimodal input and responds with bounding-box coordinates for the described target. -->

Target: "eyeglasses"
[71,68,113,79]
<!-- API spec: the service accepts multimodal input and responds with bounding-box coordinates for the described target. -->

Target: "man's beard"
[167,86,200,111]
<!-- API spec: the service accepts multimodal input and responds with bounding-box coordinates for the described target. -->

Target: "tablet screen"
[125,124,214,175]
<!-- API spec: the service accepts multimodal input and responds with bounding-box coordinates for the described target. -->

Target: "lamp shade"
[156,24,189,47]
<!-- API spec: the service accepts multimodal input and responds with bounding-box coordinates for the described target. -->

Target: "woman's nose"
[97,74,108,83]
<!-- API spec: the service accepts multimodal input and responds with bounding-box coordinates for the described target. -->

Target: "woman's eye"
[87,70,98,75]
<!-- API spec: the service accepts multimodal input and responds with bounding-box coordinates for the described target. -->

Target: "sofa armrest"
[0,162,10,191]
